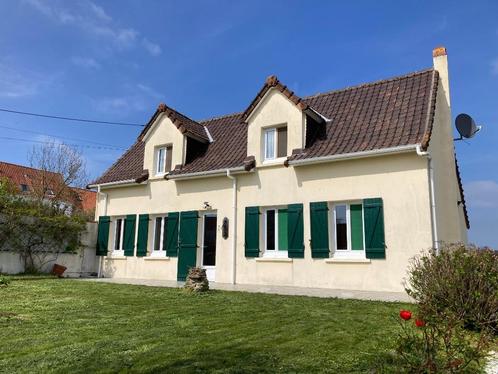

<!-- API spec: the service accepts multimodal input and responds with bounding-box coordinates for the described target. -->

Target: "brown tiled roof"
[139,103,209,143]
[288,69,438,161]
[91,141,145,185]
[454,156,470,229]
[93,68,439,183]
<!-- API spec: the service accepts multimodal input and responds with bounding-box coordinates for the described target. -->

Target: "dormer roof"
[139,102,210,143]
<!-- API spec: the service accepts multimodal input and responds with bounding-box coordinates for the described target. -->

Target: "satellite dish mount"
[454,113,481,141]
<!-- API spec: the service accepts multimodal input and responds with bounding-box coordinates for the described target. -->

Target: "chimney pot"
[432,46,447,58]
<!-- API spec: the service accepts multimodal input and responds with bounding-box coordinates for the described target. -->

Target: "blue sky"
[0,0,496,248]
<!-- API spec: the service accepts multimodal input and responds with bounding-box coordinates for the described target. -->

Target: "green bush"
[0,276,11,287]
[405,243,498,334]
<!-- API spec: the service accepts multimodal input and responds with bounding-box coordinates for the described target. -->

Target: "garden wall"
[0,222,98,277]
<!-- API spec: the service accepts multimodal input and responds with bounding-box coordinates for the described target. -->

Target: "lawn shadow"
[144,344,297,374]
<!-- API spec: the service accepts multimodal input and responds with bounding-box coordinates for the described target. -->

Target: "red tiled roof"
[93,68,439,183]
[0,161,62,193]
[71,187,97,213]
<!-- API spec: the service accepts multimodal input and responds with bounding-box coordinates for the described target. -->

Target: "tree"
[28,140,88,214]
[0,141,89,273]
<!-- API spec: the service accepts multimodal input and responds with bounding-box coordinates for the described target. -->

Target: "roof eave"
[166,166,247,181]
[287,145,420,167]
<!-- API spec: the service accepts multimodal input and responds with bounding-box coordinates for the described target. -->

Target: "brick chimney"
[432,46,450,107]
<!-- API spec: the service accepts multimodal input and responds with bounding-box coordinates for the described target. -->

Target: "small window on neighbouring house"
[332,203,365,257]
[156,146,173,175]
[263,207,288,257]
[20,184,29,192]
[152,216,168,255]
[264,126,287,161]
[114,218,126,254]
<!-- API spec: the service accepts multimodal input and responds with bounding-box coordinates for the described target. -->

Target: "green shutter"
[136,214,149,257]
[123,214,136,256]
[364,198,385,259]
[278,209,288,251]
[287,203,304,258]
[310,202,329,258]
[245,207,260,257]
[96,216,110,256]
[350,204,364,250]
[165,212,179,257]
[177,211,198,281]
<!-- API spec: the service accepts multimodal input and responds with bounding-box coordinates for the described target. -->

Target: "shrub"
[405,243,498,334]
[0,276,11,287]
[393,308,489,373]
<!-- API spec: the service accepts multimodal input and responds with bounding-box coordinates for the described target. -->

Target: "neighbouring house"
[89,47,468,292]
[0,161,96,215]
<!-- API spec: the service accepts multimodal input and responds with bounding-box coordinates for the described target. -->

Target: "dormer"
[140,103,210,179]
[242,76,326,166]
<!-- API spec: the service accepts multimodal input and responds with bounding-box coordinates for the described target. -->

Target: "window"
[263,126,287,161]
[156,146,172,175]
[113,218,126,256]
[263,207,288,258]
[332,203,365,258]
[152,215,168,256]
[20,184,29,192]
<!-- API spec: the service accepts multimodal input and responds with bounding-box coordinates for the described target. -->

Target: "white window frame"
[113,217,126,257]
[151,215,168,257]
[330,202,366,259]
[262,207,288,258]
[156,146,168,176]
[263,128,276,161]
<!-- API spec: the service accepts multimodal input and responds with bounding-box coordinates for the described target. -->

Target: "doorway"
[201,214,217,282]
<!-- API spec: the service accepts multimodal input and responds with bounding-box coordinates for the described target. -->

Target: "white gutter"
[416,145,439,253]
[96,185,108,278]
[88,179,139,189]
[288,144,419,167]
[168,166,246,181]
[226,169,238,285]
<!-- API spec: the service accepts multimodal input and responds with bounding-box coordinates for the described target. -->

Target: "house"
[0,161,96,215]
[89,47,468,292]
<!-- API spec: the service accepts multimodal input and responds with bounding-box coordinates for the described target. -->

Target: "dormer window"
[156,145,172,175]
[264,126,287,161]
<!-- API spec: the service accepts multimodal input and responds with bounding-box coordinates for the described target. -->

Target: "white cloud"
[465,180,498,208]
[0,62,55,98]
[491,58,498,76]
[142,38,162,56]
[136,83,163,100]
[71,56,100,69]
[25,0,159,53]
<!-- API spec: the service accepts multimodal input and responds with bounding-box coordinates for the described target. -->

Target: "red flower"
[399,310,412,320]
[415,319,426,327]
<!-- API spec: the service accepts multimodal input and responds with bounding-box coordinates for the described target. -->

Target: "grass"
[0,279,410,373]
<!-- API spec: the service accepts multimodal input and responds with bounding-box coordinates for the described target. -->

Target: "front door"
[202,214,217,282]
[177,211,198,281]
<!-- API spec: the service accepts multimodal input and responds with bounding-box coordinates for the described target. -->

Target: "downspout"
[97,185,108,278]
[226,170,237,284]
[416,145,439,253]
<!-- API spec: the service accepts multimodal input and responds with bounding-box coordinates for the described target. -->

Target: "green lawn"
[0,279,409,373]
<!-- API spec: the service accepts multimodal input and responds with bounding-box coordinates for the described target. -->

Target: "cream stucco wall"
[429,53,468,244]
[246,88,305,164]
[99,151,432,292]
[143,114,185,175]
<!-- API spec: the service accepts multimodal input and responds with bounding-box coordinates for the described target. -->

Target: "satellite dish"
[455,113,481,140]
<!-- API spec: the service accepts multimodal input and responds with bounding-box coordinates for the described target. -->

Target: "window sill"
[107,256,127,260]
[325,258,371,264]
[258,158,287,168]
[255,257,293,263]
[144,256,170,261]
[149,174,169,181]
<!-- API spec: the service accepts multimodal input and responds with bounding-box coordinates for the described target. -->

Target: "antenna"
[454,113,482,141]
